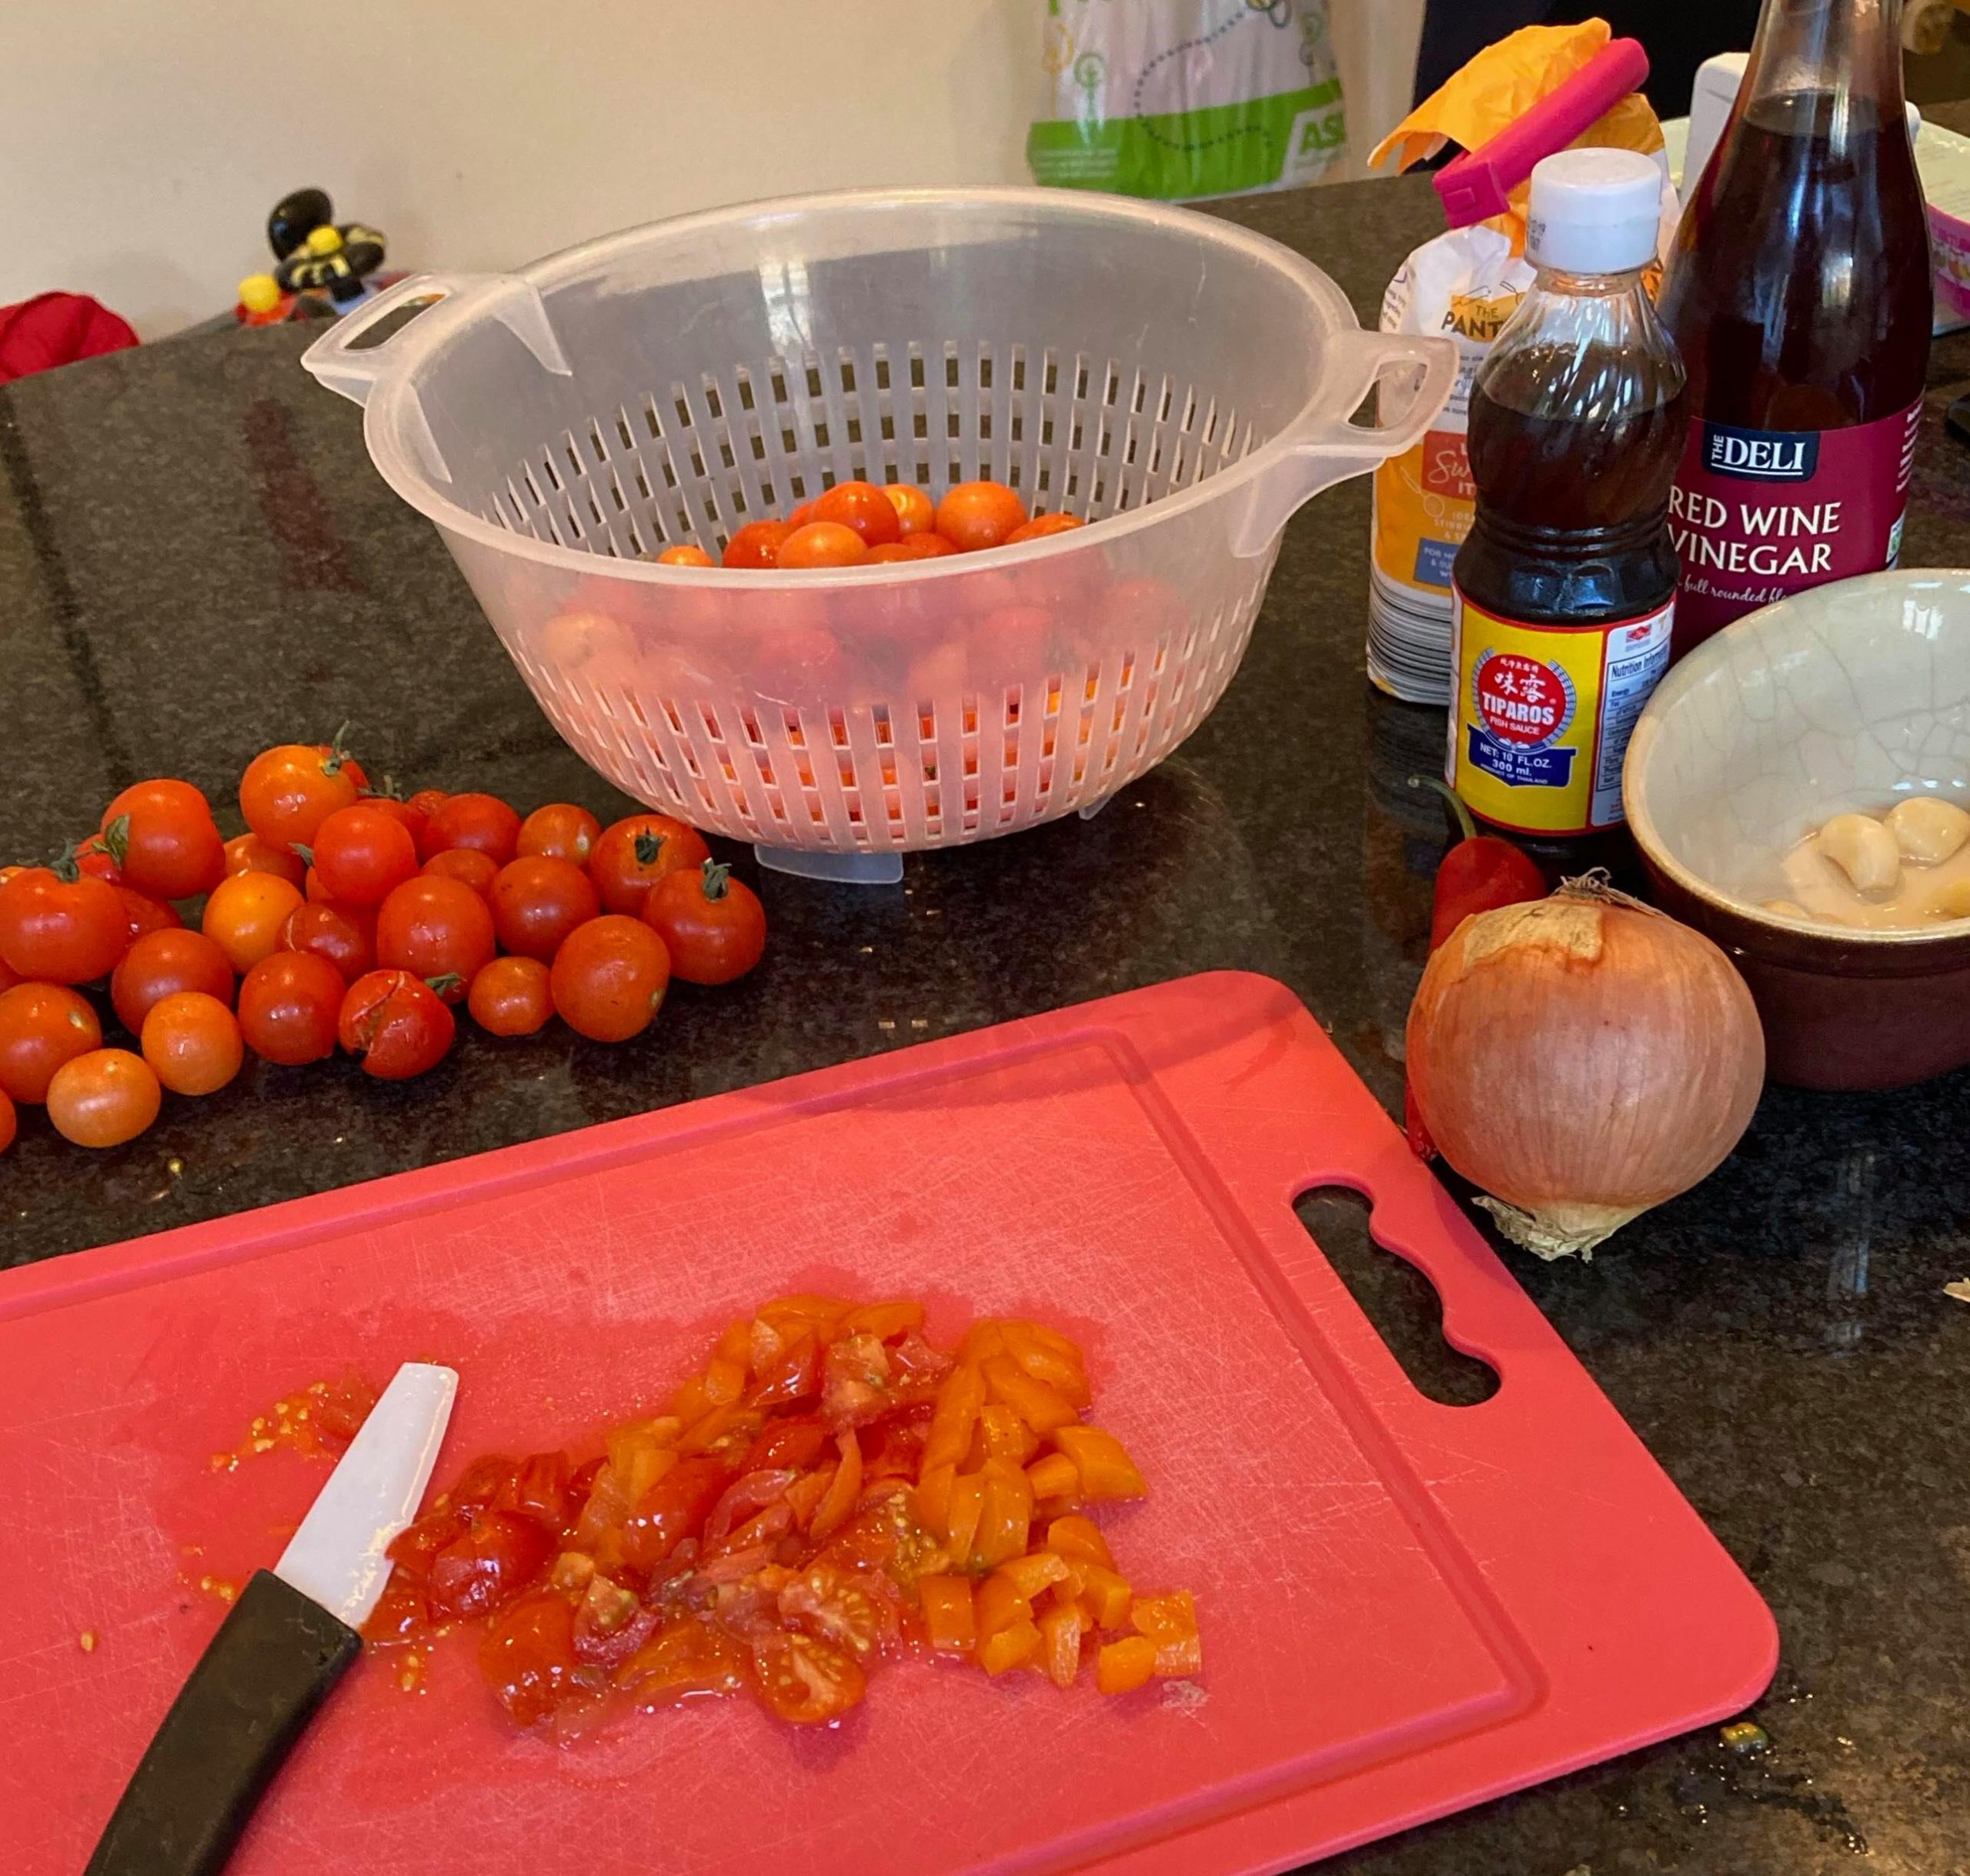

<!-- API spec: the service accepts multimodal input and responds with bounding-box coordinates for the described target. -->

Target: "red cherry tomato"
[0,1090,14,1155]
[100,779,225,900]
[641,860,767,986]
[516,804,602,869]
[489,856,600,962]
[864,534,959,562]
[0,983,103,1103]
[776,522,868,569]
[111,928,235,1034]
[338,970,457,1079]
[811,481,902,548]
[722,521,794,569]
[238,739,364,850]
[549,916,670,1043]
[238,951,345,1065]
[374,877,496,999]
[935,480,1028,552]
[0,866,130,983]
[140,991,243,1097]
[281,900,376,983]
[75,834,122,884]
[466,956,553,1037]
[1004,512,1086,544]
[223,832,308,888]
[362,793,432,856]
[656,544,715,567]
[117,887,182,942]
[422,848,501,897]
[46,1049,160,1148]
[404,789,449,858]
[309,804,419,907]
[423,793,523,867]
[883,483,937,537]
[588,816,712,916]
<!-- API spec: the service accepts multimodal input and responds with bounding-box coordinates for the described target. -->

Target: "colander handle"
[1230,329,1457,558]
[298,272,489,406]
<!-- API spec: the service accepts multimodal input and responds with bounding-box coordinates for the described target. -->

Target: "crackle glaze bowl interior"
[1624,569,1970,1090]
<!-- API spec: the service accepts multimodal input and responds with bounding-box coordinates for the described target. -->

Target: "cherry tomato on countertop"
[238,734,365,852]
[202,872,305,975]
[374,876,496,999]
[99,779,226,900]
[549,915,669,1043]
[45,1049,160,1148]
[467,956,553,1037]
[281,900,376,984]
[111,928,234,1034]
[642,860,766,986]
[116,888,182,943]
[516,804,602,870]
[422,848,500,897]
[423,793,523,868]
[588,815,711,916]
[74,834,122,884]
[140,991,243,1097]
[0,862,130,984]
[0,982,103,1103]
[338,970,456,1080]
[307,804,419,908]
[239,951,345,1066]
[489,856,599,963]
[223,832,308,888]
[0,1090,14,1155]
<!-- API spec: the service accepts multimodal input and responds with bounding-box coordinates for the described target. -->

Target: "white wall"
[2,1,1423,339]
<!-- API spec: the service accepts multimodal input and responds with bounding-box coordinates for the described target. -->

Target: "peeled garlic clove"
[1932,876,1970,922]
[1761,898,1809,918]
[1818,813,1902,896]
[1885,795,1970,865]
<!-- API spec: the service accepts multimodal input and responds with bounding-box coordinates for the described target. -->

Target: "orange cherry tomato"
[223,832,307,887]
[865,534,959,562]
[238,951,345,1065]
[641,860,766,986]
[111,928,234,1034]
[723,521,794,569]
[116,887,182,943]
[140,991,243,1097]
[0,866,130,984]
[883,483,937,537]
[656,544,715,567]
[309,803,420,907]
[516,803,602,869]
[281,900,376,984]
[811,481,902,548]
[549,915,669,1042]
[467,956,554,1037]
[374,876,496,998]
[202,872,306,974]
[588,815,712,916]
[0,1090,14,1154]
[423,793,523,868]
[46,1049,161,1147]
[422,848,500,897]
[935,480,1028,552]
[787,500,820,529]
[1004,512,1086,544]
[100,779,225,900]
[489,856,600,962]
[0,983,103,1103]
[776,522,869,569]
[238,739,363,851]
[338,969,456,1080]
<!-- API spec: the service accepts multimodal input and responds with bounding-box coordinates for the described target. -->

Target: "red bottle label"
[1666,398,1919,655]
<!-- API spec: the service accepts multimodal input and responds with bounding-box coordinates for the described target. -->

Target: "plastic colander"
[303,188,1454,883]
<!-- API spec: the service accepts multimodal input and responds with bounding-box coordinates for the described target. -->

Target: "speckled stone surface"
[4,177,1968,1874]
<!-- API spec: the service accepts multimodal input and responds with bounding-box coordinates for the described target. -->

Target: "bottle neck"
[1744,0,1906,111]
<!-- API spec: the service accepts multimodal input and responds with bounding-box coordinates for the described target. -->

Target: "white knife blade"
[274,1362,456,1628]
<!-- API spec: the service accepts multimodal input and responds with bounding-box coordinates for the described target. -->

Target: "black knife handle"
[85,1568,362,1876]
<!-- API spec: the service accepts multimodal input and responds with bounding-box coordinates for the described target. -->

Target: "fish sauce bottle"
[1658,0,1930,654]
[1447,148,1688,838]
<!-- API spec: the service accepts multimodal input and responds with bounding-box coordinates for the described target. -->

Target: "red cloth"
[0,292,139,386]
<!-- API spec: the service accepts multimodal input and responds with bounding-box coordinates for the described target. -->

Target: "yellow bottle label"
[1447,586,1675,834]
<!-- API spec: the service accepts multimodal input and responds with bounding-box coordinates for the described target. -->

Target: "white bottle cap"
[1524,147,1664,274]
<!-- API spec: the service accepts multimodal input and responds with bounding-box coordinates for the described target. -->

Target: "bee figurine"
[236,187,388,322]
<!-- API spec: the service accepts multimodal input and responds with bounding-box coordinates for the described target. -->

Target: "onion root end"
[1473,1196,1648,1262]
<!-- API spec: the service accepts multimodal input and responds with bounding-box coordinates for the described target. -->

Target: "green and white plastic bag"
[1027,0,1347,201]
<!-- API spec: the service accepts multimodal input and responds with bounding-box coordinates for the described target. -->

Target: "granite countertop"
[5,176,1968,1874]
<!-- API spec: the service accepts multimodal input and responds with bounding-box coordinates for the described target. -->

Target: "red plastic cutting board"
[2,972,1775,1876]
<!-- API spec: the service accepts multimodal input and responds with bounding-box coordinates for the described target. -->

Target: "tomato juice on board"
[1447,149,1688,838]
[1658,0,1930,653]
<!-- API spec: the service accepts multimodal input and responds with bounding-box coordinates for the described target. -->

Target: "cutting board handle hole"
[1293,1185,1500,1407]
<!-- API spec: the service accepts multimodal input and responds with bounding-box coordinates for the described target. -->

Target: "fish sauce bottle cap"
[1524,147,1662,274]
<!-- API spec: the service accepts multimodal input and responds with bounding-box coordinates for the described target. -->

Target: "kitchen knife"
[84,1362,457,1876]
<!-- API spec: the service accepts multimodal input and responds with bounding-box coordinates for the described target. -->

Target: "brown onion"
[1406,877,1765,1260]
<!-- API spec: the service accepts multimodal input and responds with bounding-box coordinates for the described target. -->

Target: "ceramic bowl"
[1624,570,1970,1090]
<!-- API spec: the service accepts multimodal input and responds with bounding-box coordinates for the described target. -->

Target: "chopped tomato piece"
[973,1571,1032,1641]
[426,1511,553,1618]
[973,1458,1033,1569]
[1130,1591,1204,1677]
[1026,1452,1080,1500]
[943,1472,986,1563]
[808,1430,863,1543]
[821,1333,892,1428]
[776,1561,900,1659]
[982,1354,1078,1434]
[1001,1322,1092,1408]
[502,1450,576,1529]
[572,1575,657,1667]
[917,1574,976,1654]
[748,1328,820,1407]
[449,1454,519,1509]
[913,1460,956,1534]
[922,1363,983,1473]
[977,1619,1043,1677]
[750,1631,866,1724]
[1038,1602,1084,1688]
[703,1468,797,1544]
[1053,1425,1148,1500]
[959,1321,1008,1365]
[975,1403,1040,1467]
[673,1401,753,1457]
[616,1617,746,1705]
[740,1413,830,1475]
[479,1591,581,1727]
[386,1504,467,1581]
[1070,1561,1134,1631]
[713,1317,753,1367]
[838,1299,926,1341]
[994,1551,1071,1601]
[364,1576,431,1644]
[703,1356,747,1407]
[610,1454,730,1576]
[1097,1634,1158,1696]
[1045,1514,1114,1568]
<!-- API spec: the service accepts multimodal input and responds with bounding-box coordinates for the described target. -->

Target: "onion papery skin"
[1405,886,1766,1260]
